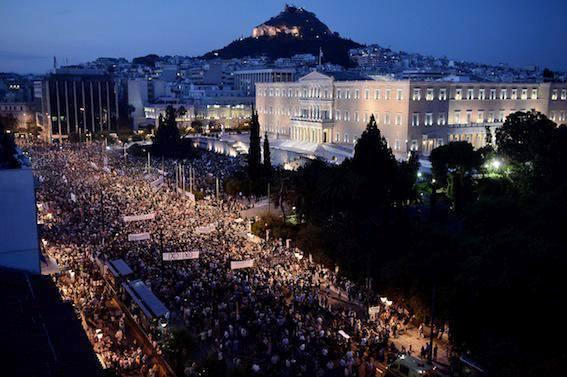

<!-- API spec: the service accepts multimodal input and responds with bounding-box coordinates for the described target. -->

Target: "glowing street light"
[490,159,502,170]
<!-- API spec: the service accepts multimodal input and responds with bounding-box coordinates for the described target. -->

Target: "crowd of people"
[31,142,436,377]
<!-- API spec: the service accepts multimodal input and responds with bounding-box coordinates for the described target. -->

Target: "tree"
[430,141,482,213]
[392,151,420,205]
[350,114,397,212]
[263,132,272,178]
[496,111,556,164]
[153,106,181,158]
[248,110,262,179]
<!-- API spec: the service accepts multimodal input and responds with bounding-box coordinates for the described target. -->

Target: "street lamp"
[490,159,502,170]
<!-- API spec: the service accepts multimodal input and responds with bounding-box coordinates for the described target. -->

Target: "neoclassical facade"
[256,71,567,155]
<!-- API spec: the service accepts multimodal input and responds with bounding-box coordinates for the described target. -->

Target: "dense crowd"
[32,143,431,377]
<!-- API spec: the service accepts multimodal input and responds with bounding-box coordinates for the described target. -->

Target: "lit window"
[412,88,421,101]
[346,90,351,99]
[521,89,528,100]
[488,111,494,123]
[426,88,434,101]
[354,89,360,99]
[364,89,369,100]
[336,110,341,120]
[498,111,505,122]
[477,111,484,123]
[500,89,507,100]
[344,133,349,143]
[397,89,403,100]
[439,88,447,101]
[454,110,461,124]
[511,89,518,100]
[412,113,420,126]
[411,140,418,151]
[550,111,556,121]
[437,113,446,126]
[355,112,360,122]
[375,89,381,99]
[479,89,486,100]
[384,112,391,125]
[531,88,538,100]
[385,89,391,100]
[337,89,342,99]
[425,113,433,126]
[561,89,567,100]
[490,89,496,100]
[394,139,400,151]
[467,88,474,100]
[466,111,472,124]
[551,90,558,100]
[395,114,402,125]
[455,88,462,100]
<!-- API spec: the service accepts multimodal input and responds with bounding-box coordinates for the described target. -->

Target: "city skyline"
[1,0,566,73]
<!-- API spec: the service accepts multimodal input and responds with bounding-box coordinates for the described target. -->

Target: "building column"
[64,81,70,135]
[73,81,78,133]
[90,81,95,133]
[55,81,62,138]
[98,81,103,132]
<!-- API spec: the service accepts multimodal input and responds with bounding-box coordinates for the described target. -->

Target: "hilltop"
[202,5,362,67]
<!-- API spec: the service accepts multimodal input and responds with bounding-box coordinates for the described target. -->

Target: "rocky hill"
[202,5,362,67]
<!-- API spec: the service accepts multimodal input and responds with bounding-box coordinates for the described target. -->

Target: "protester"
[32,142,425,377]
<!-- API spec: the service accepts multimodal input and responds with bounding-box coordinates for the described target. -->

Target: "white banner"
[230,259,254,270]
[380,297,393,306]
[196,224,216,234]
[338,330,350,340]
[163,251,200,261]
[70,193,77,203]
[152,182,164,193]
[150,176,164,187]
[246,233,263,244]
[368,306,381,316]
[128,232,151,241]
[123,213,156,222]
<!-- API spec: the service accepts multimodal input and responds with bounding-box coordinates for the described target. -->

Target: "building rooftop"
[0,168,40,274]
[0,267,104,377]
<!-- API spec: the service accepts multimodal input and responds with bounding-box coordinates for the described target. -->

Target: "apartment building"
[234,69,295,97]
[41,68,120,141]
[256,71,567,156]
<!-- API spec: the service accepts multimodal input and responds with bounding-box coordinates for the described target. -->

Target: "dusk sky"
[1,0,566,73]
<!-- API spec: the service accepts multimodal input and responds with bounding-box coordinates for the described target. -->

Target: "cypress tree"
[248,110,262,178]
[263,132,272,178]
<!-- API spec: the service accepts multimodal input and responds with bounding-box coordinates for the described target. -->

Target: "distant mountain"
[202,5,363,67]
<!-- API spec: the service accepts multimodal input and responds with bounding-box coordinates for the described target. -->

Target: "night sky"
[1,0,566,73]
